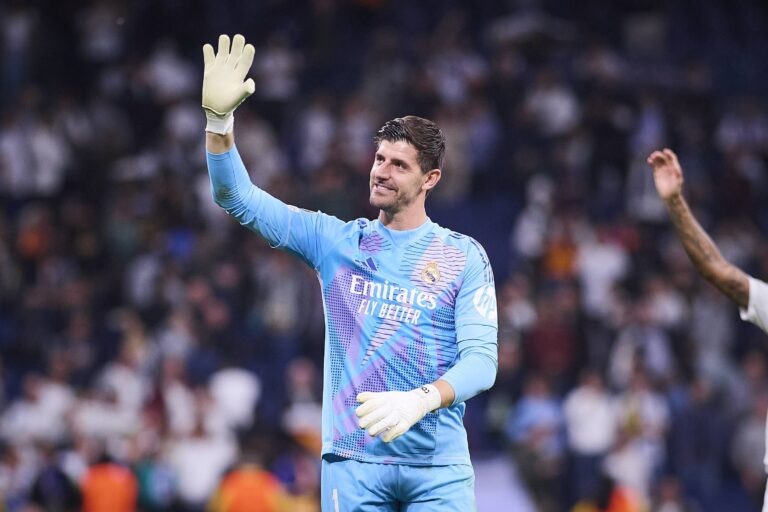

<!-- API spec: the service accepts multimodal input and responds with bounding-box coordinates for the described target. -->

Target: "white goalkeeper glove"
[202,34,256,135]
[355,385,442,443]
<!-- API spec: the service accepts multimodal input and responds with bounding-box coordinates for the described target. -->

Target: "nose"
[373,161,391,180]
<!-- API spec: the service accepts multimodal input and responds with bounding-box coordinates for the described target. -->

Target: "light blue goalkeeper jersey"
[208,146,498,466]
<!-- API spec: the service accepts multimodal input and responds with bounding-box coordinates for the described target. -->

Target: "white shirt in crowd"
[209,367,260,432]
[164,433,237,507]
[563,385,617,455]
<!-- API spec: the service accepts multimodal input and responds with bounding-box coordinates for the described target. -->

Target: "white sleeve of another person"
[739,277,768,476]
[740,277,768,334]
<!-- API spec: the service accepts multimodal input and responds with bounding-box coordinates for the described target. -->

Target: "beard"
[369,182,403,212]
[369,176,425,215]
[369,191,394,210]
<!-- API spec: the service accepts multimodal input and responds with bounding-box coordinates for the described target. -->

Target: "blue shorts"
[320,455,475,511]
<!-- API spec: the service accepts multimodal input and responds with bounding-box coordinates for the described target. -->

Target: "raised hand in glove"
[202,34,255,134]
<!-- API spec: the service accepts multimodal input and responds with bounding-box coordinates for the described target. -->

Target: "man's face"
[369,140,427,213]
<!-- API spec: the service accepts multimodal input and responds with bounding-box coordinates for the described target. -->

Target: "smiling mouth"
[373,183,394,192]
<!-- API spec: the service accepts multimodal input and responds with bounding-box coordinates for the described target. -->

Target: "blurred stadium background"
[2,0,768,510]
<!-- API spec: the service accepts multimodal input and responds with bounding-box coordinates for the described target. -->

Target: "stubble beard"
[370,193,398,215]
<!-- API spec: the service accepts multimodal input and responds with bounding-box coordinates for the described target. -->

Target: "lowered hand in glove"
[355,384,442,443]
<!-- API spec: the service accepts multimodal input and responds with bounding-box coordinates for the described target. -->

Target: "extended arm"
[202,34,341,267]
[202,34,261,226]
[442,246,499,404]
[648,149,749,308]
[663,193,749,307]
[438,324,498,405]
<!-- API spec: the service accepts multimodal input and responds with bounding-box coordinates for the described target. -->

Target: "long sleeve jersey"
[207,146,498,465]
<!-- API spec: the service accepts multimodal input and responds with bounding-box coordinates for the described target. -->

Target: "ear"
[422,168,441,193]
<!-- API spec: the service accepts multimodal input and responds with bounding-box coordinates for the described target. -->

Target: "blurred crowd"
[1,0,768,511]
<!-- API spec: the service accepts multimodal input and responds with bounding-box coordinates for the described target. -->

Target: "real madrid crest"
[421,261,441,285]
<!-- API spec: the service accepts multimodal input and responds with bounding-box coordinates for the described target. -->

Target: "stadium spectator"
[563,369,618,506]
[505,374,564,512]
[80,454,138,512]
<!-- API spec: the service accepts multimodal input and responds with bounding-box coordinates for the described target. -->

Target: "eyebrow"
[391,158,409,168]
[376,152,412,169]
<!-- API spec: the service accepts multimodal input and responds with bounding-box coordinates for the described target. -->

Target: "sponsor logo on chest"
[349,274,438,325]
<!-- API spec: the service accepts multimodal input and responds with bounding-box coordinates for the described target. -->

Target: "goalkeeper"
[203,34,498,511]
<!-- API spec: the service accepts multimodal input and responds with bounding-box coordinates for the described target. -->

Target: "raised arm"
[647,148,749,308]
[201,34,343,268]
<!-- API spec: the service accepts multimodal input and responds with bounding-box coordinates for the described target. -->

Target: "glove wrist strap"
[204,110,234,135]
[416,384,442,412]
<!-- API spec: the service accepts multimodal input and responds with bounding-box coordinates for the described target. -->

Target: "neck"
[378,207,428,231]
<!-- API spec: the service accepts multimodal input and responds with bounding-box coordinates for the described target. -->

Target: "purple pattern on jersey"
[359,231,389,254]
[331,338,409,442]
[324,267,366,394]
[415,332,430,377]
[431,279,463,374]
[347,325,363,365]
[406,236,467,296]
[400,236,466,376]
[331,334,435,460]
[361,316,401,366]
[395,339,411,367]
[317,221,492,464]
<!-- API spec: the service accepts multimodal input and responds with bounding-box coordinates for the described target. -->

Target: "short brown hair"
[374,116,446,173]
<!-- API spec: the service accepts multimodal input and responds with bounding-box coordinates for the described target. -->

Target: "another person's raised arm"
[647,148,749,308]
